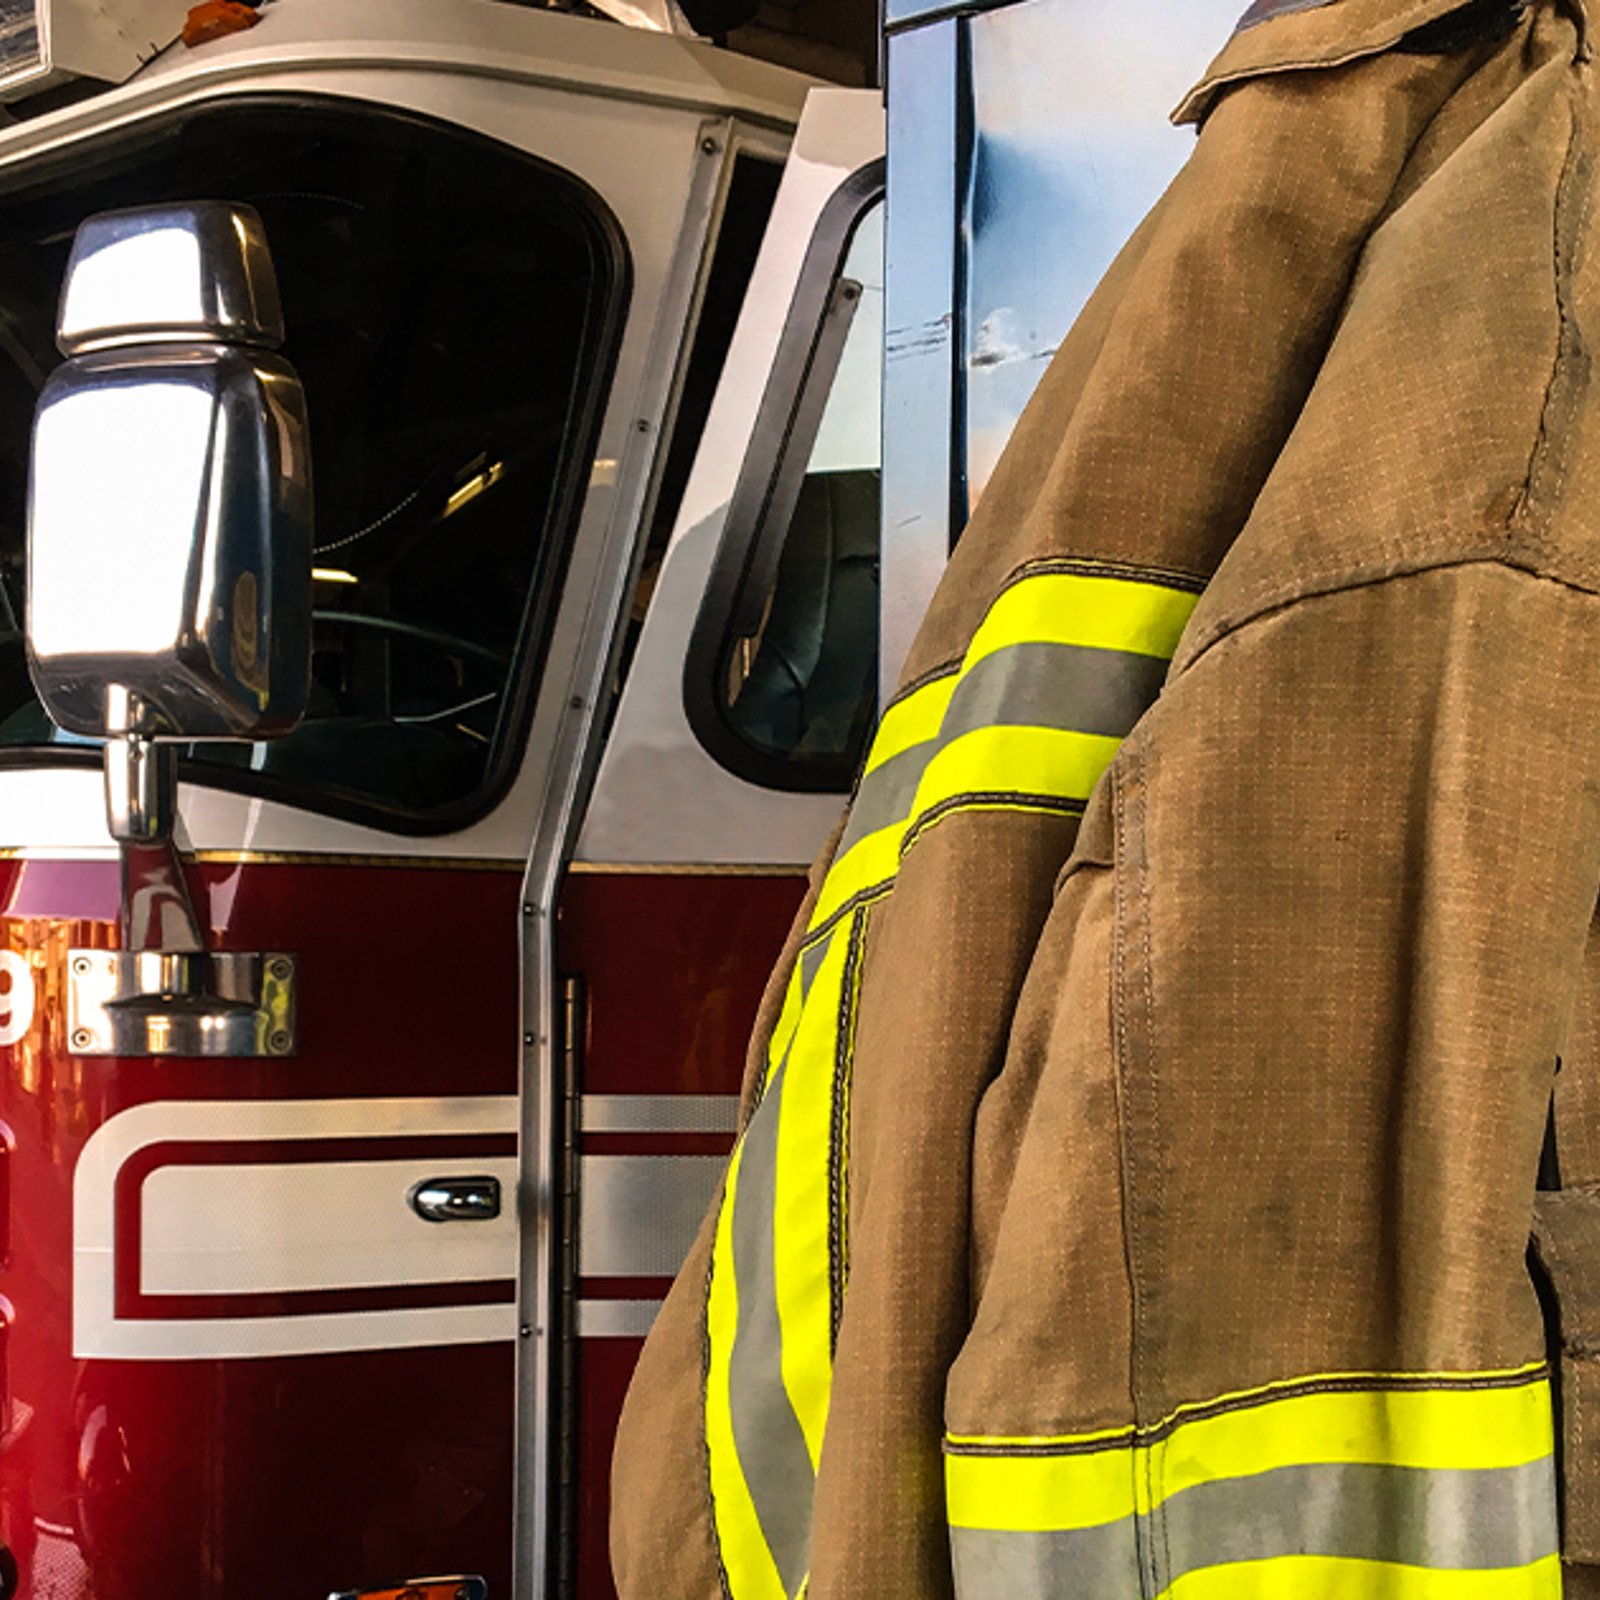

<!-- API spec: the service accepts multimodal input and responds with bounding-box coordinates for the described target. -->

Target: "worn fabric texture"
[612,0,1600,1594]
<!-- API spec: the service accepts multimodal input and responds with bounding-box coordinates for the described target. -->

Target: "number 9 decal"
[0,950,35,1048]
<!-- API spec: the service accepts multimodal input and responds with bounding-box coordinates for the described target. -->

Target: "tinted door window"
[685,167,884,793]
[0,98,625,831]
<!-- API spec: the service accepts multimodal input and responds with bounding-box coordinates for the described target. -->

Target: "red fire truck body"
[0,6,882,1593]
[0,0,1235,1591]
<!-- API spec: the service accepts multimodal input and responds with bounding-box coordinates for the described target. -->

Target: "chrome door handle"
[408,1176,501,1223]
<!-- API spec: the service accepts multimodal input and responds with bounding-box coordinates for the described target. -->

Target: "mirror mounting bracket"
[85,726,298,1059]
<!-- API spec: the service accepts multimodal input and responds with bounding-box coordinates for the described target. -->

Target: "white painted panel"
[74,1096,518,1359]
[576,89,883,866]
[142,1156,519,1295]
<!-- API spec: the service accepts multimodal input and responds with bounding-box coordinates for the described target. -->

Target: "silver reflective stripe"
[578,1298,661,1338]
[581,1093,739,1134]
[938,640,1170,746]
[949,1458,1558,1596]
[837,736,941,854]
[952,1520,1140,1597]
[727,1061,815,1595]
[837,640,1169,859]
[579,1154,725,1277]
[1161,1458,1558,1577]
[799,933,832,1005]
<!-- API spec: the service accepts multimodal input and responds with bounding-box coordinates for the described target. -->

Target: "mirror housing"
[26,201,312,741]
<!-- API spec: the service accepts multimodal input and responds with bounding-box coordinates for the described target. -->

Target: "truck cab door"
[562,85,883,1597]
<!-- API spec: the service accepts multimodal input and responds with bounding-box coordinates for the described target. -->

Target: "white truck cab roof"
[0,0,819,172]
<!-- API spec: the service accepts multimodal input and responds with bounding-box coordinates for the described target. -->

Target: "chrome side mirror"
[27,203,311,1058]
[27,200,312,747]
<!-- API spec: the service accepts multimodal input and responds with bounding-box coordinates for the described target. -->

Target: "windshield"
[0,96,625,831]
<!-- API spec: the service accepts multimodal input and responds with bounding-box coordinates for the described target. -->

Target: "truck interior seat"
[730,466,879,765]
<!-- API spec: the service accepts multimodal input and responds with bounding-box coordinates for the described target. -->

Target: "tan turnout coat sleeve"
[612,2,1600,1595]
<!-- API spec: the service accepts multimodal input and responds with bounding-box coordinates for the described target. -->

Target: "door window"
[685,163,884,793]
[0,97,626,831]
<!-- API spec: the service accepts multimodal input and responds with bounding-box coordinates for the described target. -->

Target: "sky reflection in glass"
[964,0,1245,500]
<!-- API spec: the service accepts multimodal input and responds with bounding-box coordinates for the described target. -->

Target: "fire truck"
[0,0,1236,1595]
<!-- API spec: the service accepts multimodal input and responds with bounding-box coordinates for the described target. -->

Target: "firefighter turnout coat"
[612,0,1600,1594]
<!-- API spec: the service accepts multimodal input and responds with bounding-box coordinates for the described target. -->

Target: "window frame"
[0,91,633,837]
[683,157,886,795]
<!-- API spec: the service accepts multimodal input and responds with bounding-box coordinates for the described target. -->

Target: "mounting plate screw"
[70,1028,92,1050]
[71,956,91,976]
[267,957,292,983]
[268,1030,292,1054]
[701,136,720,155]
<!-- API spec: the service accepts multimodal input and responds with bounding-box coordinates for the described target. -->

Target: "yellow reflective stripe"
[946,1361,1552,1452]
[706,1144,787,1600]
[1159,1554,1561,1599]
[967,570,1199,668]
[809,825,902,931]
[1159,1379,1556,1494]
[947,1446,1138,1533]
[807,673,959,929]
[864,671,958,774]
[712,565,1201,1596]
[909,724,1123,834]
[772,926,851,1468]
[809,568,1196,931]
[946,1377,1559,1600]
[945,1370,1556,1535]
[833,919,865,1292]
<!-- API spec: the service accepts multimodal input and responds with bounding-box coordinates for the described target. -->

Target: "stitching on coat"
[1112,756,1164,1598]
[1174,35,1586,674]
[944,1363,1554,1457]
[900,791,1088,857]
[1135,753,1174,1595]
[1511,68,1590,543]
[890,557,1207,706]
[827,907,869,1352]
[999,555,1209,595]
[1578,1351,1588,1540]
[1176,552,1600,685]
[797,882,894,955]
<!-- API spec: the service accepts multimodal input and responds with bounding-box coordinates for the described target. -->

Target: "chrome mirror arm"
[102,686,206,956]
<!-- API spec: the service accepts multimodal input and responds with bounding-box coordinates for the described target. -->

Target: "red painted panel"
[0,855,803,1600]
[558,871,804,1100]
[0,855,521,1600]
[558,870,804,1600]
